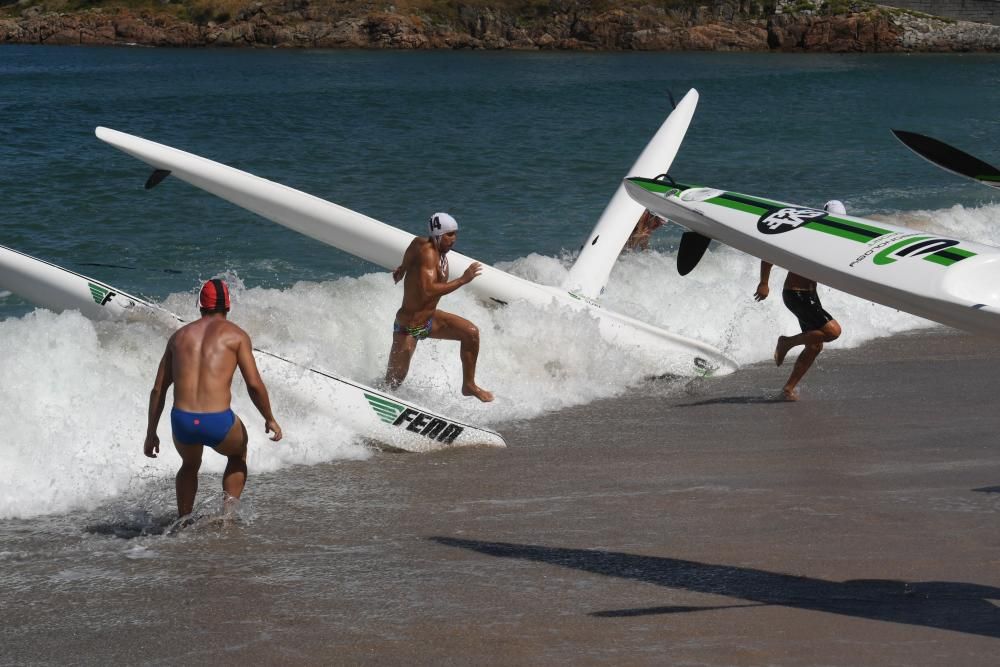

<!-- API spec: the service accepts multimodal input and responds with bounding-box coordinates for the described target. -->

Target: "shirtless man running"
[385,212,493,402]
[753,200,846,401]
[143,279,282,518]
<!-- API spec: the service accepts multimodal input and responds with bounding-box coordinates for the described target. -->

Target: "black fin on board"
[677,231,712,276]
[145,169,171,190]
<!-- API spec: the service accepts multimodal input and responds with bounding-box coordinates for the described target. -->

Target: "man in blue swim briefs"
[385,212,493,402]
[143,278,283,518]
[752,200,846,401]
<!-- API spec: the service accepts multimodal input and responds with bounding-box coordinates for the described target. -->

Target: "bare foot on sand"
[781,387,799,402]
[463,384,494,402]
[774,336,791,367]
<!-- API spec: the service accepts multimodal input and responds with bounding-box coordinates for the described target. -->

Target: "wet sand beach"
[3,328,999,665]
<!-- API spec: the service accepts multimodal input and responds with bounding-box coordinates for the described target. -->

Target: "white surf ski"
[95,126,737,377]
[624,177,1000,339]
[563,89,699,299]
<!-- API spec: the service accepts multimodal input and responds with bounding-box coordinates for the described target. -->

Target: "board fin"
[144,169,171,190]
[892,129,1000,189]
[677,231,712,276]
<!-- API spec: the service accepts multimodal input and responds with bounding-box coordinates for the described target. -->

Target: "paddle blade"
[892,129,1000,189]
[677,231,712,276]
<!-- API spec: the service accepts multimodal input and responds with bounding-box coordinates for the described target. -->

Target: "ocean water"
[0,46,998,520]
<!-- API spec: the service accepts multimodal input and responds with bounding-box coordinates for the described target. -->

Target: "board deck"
[624,177,1000,339]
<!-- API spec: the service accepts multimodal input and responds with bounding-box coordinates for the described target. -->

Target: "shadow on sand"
[431,537,1000,638]
[676,395,789,406]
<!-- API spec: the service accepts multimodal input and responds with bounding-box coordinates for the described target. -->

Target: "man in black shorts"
[754,264,842,401]
[752,200,844,400]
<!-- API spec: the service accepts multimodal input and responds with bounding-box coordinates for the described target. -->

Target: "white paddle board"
[563,89,698,299]
[624,177,1000,338]
[95,126,737,377]
[0,243,506,451]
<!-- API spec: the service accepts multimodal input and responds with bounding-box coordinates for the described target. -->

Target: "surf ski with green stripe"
[623,177,1000,339]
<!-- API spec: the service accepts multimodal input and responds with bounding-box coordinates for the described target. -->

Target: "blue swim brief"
[393,317,433,340]
[170,407,236,448]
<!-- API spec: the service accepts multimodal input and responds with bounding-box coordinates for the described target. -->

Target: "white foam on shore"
[1,201,997,519]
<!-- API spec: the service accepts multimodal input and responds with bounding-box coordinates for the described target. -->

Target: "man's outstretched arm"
[418,249,482,298]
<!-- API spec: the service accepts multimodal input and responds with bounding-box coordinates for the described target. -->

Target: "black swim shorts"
[782,289,834,333]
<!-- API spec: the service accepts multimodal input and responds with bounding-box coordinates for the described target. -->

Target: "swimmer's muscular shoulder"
[167,322,195,351]
[403,237,433,265]
[415,239,439,268]
[171,319,248,353]
[215,320,251,350]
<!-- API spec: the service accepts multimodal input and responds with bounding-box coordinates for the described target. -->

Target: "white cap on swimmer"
[428,212,458,238]
[824,200,846,215]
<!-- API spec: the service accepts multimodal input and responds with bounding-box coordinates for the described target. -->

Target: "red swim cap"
[199,279,230,312]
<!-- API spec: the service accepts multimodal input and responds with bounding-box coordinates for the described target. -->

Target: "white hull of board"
[563,89,699,299]
[96,126,738,377]
[0,243,506,451]
[625,178,1000,339]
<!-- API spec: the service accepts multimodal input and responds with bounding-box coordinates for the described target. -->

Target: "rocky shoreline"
[2,1,999,51]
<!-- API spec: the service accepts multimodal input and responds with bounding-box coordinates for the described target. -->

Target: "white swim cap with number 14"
[429,212,458,238]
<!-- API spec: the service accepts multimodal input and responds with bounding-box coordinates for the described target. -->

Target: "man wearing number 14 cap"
[385,212,493,402]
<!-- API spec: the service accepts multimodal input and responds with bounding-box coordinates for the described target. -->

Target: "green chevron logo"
[88,283,116,306]
[365,393,405,424]
[364,393,465,444]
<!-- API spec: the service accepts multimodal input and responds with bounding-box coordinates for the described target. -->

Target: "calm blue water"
[1,46,999,519]
[1,47,998,307]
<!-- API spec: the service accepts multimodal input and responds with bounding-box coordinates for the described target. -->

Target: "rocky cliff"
[2,1,999,51]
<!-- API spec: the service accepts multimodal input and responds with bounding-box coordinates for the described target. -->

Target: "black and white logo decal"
[757,208,827,235]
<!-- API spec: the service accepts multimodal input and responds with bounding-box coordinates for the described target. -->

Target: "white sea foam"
[2,202,998,519]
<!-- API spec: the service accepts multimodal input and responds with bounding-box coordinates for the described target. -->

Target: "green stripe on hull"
[725,192,787,209]
[804,221,878,244]
[706,197,768,216]
[924,250,977,266]
[630,179,677,194]
[821,216,892,236]
[924,254,957,266]
[628,177,979,268]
